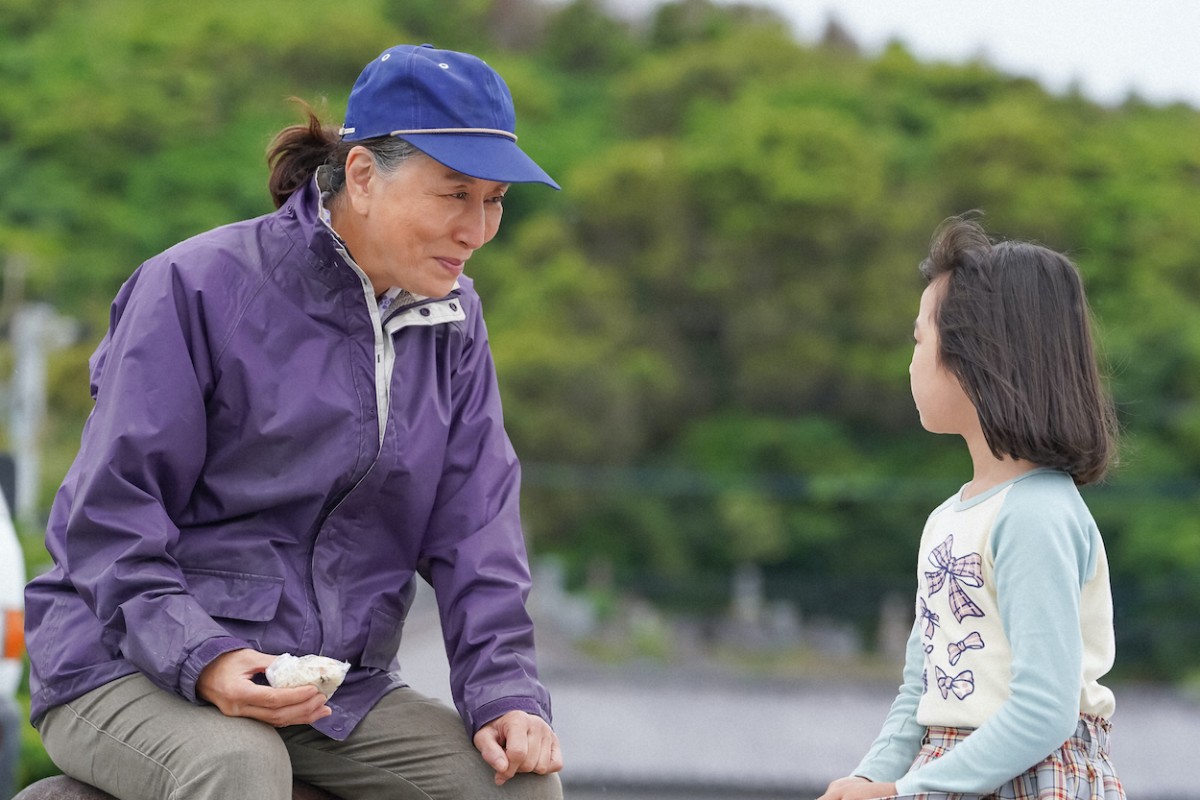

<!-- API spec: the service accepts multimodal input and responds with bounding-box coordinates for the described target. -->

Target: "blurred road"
[400,581,1199,799]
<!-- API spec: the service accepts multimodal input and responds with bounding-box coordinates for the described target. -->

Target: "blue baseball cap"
[340,44,559,190]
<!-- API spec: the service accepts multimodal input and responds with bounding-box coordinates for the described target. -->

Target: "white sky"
[608,0,1200,108]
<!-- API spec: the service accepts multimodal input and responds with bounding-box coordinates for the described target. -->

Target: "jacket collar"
[281,177,345,269]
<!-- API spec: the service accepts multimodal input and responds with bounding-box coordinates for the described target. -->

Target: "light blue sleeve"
[895,479,1089,795]
[851,617,928,781]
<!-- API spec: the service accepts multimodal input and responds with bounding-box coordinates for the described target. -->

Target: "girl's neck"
[962,433,1040,500]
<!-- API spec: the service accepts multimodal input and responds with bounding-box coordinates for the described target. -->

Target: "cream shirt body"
[915,470,1115,727]
[854,468,1118,794]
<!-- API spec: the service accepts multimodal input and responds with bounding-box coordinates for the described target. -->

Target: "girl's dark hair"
[265,98,418,209]
[920,215,1118,485]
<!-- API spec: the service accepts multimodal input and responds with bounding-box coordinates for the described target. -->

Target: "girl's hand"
[816,775,899,800]
[197,648,333,727]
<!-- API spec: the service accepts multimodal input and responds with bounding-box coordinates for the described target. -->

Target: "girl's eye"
[488,195,506,205]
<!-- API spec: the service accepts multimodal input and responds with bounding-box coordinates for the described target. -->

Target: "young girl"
[819,217,1125,800]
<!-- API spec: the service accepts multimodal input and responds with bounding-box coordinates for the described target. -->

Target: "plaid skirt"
[891,714,1126,800]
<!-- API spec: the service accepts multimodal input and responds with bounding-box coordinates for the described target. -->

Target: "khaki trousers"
[38,673,562,800]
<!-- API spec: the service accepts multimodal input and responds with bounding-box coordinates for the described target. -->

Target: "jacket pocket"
[184,568,285,648]
[361,607,404,670]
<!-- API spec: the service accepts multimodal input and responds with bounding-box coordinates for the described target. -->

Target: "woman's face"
[910,276,976,435]
[338,148,508,298]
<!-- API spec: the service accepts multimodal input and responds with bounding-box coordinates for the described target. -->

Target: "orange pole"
[2,609,23,659]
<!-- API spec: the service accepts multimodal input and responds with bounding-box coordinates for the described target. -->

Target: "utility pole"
[3,256,76,526]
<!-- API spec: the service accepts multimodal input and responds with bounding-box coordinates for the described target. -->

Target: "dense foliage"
[2,0,1199,685]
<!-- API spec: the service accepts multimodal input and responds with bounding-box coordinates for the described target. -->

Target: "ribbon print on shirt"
[947,631,984,666]
[919,597,940,639]
[925,534,985,622]
[935,665,976,701]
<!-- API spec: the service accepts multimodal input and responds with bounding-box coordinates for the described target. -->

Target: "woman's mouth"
[435,257,465,276]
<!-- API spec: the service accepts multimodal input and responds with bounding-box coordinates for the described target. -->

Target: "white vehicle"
[0,483,24,798]
[0,488,23,695]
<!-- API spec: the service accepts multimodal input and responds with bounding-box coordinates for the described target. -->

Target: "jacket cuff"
[469,696,552,735]
[179,636,252,704]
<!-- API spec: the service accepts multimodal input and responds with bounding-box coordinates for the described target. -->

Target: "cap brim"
[398,133,560,190]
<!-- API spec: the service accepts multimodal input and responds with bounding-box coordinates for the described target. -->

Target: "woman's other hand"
[472,709,564,785]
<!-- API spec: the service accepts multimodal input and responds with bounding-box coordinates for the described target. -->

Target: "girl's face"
[910,276,977,435]
[338,149,508,298]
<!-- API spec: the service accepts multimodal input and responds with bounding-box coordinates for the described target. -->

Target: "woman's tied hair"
[266,98,418,209]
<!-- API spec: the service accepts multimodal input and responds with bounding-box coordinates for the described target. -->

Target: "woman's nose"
[454,203,489,250]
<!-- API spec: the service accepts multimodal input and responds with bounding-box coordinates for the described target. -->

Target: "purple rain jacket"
[24,179,551,740]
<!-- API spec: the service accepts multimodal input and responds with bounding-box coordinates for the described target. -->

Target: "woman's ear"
[342,146,375,214]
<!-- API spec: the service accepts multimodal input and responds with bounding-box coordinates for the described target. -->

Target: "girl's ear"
[342,146,375,215]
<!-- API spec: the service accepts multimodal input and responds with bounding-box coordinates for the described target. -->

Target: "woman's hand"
[817,775,899,800]
[197,648,332,727]
[472,710,564,785]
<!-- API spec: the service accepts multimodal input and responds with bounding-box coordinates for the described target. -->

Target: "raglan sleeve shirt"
[850,616,931,779]
[853,474,1104,794]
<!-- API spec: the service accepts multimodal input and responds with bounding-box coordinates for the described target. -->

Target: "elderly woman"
[25,44,563,800]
